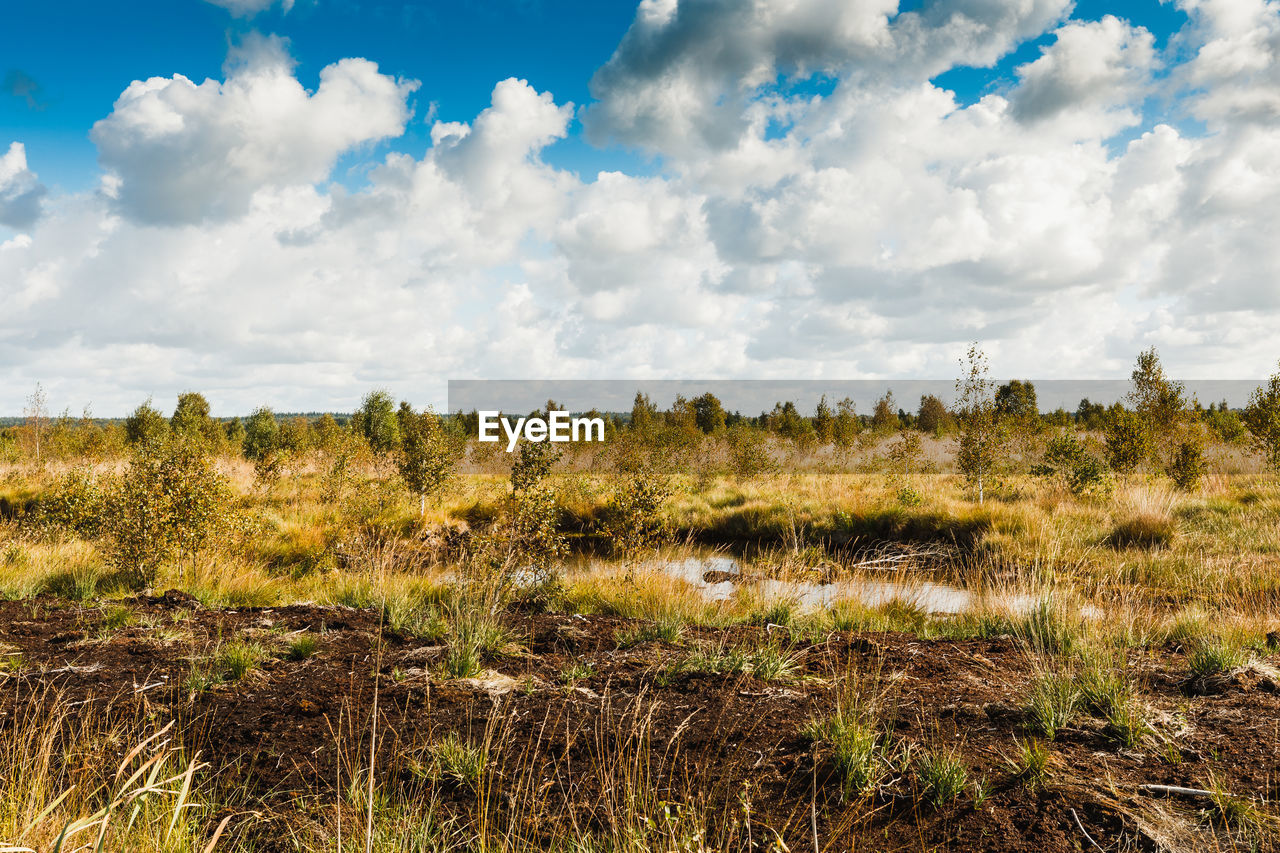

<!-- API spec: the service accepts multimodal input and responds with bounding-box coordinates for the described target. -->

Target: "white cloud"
[204,0,294,18]
[90,36,418,224]
[0,142,46,229]
[4,1,1280,414]
[1177,0,1280,125]
[1010,16,1156,135]
[584,0,1072,156]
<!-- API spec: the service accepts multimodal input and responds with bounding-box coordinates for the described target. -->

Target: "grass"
[1024,669,1079,740]
[1008,738,1052,792]
[1076,653,1151,747]
[5,439,1280,850]
[615,614,685,647]
[286,633,319,660]
[1200,771,1277,843]
[1107,513,1176,549]
[188,639,271,691]
[443,595,511,679]
[804,672,894,800]
[419,733,486,790]
[0,695,227,851]
[915,745,969,808]
[99,604,137,631]
[560,659,596,687]
[1015,595,1082,656]
[1188,639,1249,679]
[667,641,802,684]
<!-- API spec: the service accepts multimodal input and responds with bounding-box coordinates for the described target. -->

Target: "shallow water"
[643,555,983,614]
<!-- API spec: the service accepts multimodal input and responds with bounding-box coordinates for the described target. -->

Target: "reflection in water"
[643,556,1035,615]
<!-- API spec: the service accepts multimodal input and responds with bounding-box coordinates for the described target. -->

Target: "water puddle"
[647,556,982,614]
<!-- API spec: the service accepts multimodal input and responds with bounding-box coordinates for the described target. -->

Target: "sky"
[1,0,1278,416]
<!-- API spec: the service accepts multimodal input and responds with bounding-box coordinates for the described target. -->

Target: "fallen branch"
[1069,808,1104,852]
[1139,784,1218,799]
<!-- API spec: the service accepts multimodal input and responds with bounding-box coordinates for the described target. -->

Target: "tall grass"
[0,690,228,851]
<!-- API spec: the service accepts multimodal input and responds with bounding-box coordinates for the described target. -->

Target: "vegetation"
[0,345,1278,851]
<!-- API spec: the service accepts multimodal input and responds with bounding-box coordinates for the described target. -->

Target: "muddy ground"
[1,593,1277,852]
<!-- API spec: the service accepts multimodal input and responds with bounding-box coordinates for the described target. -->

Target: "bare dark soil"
[2,594,1278,851]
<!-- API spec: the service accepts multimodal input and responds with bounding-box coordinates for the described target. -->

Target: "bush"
[1104,409,1149,474]
[895,484,923,507]
[1032,432,1113,498]
[353,389,401,455]
[31,467,105,537]
[1243,365,1280,472]
[123,400,168,448]
[1167,437,1206,491]
[102,438,240,588]
[602,466,672,556]
[397,406,462,514]
[725,425,774,480]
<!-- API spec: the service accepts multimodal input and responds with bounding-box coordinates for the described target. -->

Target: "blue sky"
[2,0,647,192]
[2,0,1278,415]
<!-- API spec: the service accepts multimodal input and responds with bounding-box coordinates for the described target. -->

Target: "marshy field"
[2,362,1280,852]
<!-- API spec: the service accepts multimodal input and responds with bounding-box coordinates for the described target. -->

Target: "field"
[1,391,1280,852]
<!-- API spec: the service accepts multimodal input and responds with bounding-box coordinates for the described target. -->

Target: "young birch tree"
[1243,361,1280,473]
[955,344,1003,505]
[24,382,47,465]
[397,406,461,515]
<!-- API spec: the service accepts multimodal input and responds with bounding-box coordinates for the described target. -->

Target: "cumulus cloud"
[90,35,418,224]
[1176,0,1280,125]
[584,0,1072,155]
[4,0,1280,413]
[0,141,46,229]
[1010,16,1156,134]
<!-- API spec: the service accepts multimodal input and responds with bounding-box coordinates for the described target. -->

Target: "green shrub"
[1104,408,1150,474]
[31,467,105,537]
[895,484,923,507]
[397,406,462,515]
[1167,437,1205,491]
[102,438,240,588]
[602,467,673,557]
[725,425,775,480]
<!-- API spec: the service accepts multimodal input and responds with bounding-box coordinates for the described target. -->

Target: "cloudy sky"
[2,0,1278,415]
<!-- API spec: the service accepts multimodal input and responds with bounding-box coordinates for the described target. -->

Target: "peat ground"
[2,594,1278,852]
